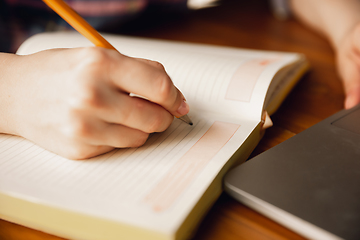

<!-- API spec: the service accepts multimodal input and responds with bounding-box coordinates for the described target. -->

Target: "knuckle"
[162,113,174,130]
[130,132,149,148]
[74,48,110,78]
[65,116,94,140]
[133,98,146,112]
[152,61,166,71]
[78,47,110,66]
[122,98,144,124]
[69,49,110,111]
[154,73,173,103]
[145,114,164,133]
[79,88,104,110]
[69,83,105,111]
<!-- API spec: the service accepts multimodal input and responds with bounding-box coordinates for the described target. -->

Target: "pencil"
[42,0,116,51]
[42,0,193,126]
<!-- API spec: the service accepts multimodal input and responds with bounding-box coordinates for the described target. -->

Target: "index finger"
[109,53,189,117]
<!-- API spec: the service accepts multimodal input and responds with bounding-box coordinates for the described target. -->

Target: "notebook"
[224,104,360,240]
[0,32,308,240]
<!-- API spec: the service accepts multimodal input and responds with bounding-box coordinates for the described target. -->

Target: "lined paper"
[144,121,240,212]
[0,117,240,212]
[4,32,305,234]
[17,32,298,120]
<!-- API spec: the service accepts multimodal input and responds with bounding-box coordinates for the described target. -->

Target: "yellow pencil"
[42,0,117,51]
[42,0,193,125]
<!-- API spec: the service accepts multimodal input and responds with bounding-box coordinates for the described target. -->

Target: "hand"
[290,0,360,109]
[335,23,360,109]
[0,47,189,159]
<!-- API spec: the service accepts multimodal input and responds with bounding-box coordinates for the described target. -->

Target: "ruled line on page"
[143,121,240,212]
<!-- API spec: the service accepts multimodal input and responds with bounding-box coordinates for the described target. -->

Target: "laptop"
[224,104,360,240]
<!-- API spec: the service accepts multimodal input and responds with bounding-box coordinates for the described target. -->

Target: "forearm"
[290,0,360,49]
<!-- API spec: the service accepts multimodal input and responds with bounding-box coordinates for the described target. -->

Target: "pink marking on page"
[143,121,240,212]
[225,58,280,102]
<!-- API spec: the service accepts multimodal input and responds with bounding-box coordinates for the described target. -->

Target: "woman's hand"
[290,0,360,109]
[0,47,189,159]
[335,23,360,109]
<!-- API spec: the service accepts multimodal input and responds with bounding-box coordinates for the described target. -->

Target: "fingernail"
[176,100,190,116]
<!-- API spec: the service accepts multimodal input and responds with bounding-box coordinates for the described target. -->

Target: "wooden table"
[0,0,345,239]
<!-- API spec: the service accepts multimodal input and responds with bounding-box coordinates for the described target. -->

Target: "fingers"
[341,61,360,109]
[10,47,187,160]
[62,119,150,160]
[67,145,115,160]
[135,58,167,70]
[338,60,360,109]
[97,90,174,133]
[108,53,189,117]
[82,121,150,148]
[55,112,152,160]
[336,25,360,109]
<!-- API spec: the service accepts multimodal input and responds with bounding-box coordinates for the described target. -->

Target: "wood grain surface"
[0,0,344,239]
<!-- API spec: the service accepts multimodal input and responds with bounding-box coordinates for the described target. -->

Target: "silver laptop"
[224,104,360,240]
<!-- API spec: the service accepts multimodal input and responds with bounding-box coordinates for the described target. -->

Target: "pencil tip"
[178,114,193,125]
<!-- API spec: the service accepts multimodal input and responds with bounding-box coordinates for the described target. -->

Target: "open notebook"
[0,32,308,240]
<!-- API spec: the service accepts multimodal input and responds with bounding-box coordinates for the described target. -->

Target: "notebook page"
[0,114,258,234]
[17,32,301,121]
